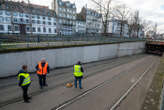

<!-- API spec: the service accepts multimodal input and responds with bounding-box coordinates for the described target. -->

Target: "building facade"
[79,7,102,34]
[52,0,76,35]
[75,14,86,34]
[107,19,129,37]
[131,28,145,38]
[76,20,86,34]
[146,31,156,39]
[0,1,57,35]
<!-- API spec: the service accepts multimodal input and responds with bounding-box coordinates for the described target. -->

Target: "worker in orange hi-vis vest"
[36,58,50,89]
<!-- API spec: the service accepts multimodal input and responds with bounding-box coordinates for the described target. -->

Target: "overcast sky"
[24,0,164,33]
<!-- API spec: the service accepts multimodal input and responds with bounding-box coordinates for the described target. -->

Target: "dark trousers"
[74,76,83,89]
[21,84,30,101]
[38,74,47,87]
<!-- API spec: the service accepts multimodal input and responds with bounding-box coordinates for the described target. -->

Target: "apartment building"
[75,14,86,34]
[0,1,57,35]
[52,0,76,35]
[79,7,102,34]
[107,19,129,37]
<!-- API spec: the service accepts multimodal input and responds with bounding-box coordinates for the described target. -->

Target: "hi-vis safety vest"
[18,73,31,86]
[37,62,48,75]
[74,65,83,77]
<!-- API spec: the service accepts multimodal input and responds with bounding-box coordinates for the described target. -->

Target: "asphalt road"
[0,54,159,110]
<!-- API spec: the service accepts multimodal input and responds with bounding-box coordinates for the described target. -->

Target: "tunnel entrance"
[146,41,164,56]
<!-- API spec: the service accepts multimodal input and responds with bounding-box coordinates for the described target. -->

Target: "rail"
[0,34,145,50]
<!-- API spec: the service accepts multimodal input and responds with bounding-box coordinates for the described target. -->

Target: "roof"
[76,13,85,21]
[82,7,102,18]
[0,1,57,17]
[109,19,128,24]
[57,0,76,9]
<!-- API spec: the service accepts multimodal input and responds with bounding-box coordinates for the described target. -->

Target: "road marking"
[109,62,154,110]
[53,69,128,110]
[53,58,152,110]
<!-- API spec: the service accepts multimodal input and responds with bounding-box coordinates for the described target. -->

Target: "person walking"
[18,65,31,103]
[36,58,50,89]
[74,61,84,89]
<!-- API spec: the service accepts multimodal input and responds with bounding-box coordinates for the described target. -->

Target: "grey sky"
[21,0,164,33]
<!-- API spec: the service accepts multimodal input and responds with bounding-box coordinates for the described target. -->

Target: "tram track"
[0,54,147,108]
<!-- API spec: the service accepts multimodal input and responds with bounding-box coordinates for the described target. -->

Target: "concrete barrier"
[0,41,145,77]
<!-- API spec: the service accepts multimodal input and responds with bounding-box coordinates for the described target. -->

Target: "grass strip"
[141,56,164,110]
[0,40,144,54]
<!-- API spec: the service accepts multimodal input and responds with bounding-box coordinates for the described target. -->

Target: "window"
[8,25,11,31]
[0,11,3,15]
[54,22,56,25]
[32,20,35,24]
[49,28,51,33]
[38,27,41,32]
[54,29,56,33]
[26,19,29,23]
[48,22,51,25]
[14,25,19,31]
[26,27,30,32]
[59,1,62,6]
[25,14,28,18]
[37,16,40,19]
[72,5,75,8]
[5,17,10,22]
[0,17,4,23]
[37,20,40,24]
[43,16,46,20]
[13,18,18,23]
[48,17,51,20]
[5,11,11,16]
[32,15,35,19]
[43,27,46,32]
[59,19,62,23]
[19,13,23,17]
[13,12,18,16]
[43,21,46,25]
[32,27,36,32]
[0,25,4,31]
[20,18,24,22]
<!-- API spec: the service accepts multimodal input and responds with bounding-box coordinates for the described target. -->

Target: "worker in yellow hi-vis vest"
[74,61,84,89]
[17,65,31,103]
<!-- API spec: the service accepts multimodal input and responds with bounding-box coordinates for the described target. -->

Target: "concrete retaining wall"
[0,41,145,77]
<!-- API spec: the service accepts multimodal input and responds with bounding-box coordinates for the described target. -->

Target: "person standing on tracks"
[74,61,84,89]
[18,65,31,103]
[36,58,50,89]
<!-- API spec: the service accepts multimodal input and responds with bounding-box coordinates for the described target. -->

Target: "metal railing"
[0,33,146,50]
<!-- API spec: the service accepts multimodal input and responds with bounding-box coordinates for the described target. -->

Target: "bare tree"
[112,4,131,37]
[133,11,141,37]
[153,23,158,38]
[128,12,135,37]
[141,20,153,36]
[91,0,113,34]
[26,0,33,35]
[128,10,142,38]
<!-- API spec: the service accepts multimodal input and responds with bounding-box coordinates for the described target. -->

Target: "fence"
[0,33,146,50]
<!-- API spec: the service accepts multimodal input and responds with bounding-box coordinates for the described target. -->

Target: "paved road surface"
[0,54,159,110]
